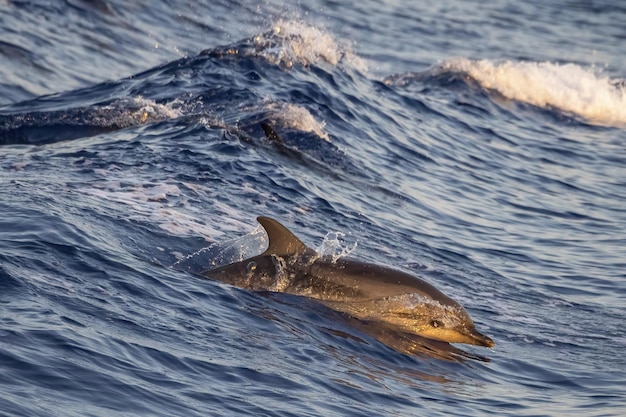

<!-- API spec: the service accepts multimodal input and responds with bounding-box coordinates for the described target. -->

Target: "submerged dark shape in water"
[201,217,494,359]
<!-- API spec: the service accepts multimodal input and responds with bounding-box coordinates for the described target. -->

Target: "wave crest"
[251,19,367,71]
[437,59,626,126]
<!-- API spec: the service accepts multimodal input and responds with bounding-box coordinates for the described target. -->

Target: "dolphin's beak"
[467,329,494,348]
[418,326,495,348]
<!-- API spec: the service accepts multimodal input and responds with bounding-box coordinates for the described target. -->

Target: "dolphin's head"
[370,294,494,347]
[311,258,496,348]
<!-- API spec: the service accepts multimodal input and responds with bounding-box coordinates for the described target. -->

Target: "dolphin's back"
[299,257,457,306]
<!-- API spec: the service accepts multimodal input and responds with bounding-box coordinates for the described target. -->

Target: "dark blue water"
[1,1,625,416]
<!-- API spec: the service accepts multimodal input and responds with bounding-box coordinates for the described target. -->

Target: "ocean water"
[1,0,625,416]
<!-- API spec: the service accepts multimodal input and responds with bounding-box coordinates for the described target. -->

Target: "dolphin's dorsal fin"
[257,216,310,257]
[261,123,285,146]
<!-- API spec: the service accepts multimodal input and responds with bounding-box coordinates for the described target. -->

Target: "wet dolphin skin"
[202,217,494,348]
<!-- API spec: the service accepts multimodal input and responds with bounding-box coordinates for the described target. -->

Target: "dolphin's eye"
[246,261,257,274]
[430,319,444,328]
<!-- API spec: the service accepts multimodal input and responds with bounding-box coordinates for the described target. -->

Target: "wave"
[0,18,361,146]
[388,58,626,127]
[248,19,367,71]
[261,101,329,141]
[0,97,183,145]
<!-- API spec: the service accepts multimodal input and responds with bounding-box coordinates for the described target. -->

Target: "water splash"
[125,97,183,122]
[280,104,330,141]
[251,19,367,72]
[263,101,330,141]
[317,231,357,262]
[172,224,268,274]
[436,58,626,126]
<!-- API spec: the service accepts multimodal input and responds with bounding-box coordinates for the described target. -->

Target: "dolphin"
[201,216,494,349]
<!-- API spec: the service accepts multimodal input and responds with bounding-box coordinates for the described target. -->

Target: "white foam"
[436,58,626,126]
[279,103,330,141]
[88,97,183,130]
[253,19,367,72]
[127,97,183,121]
[261,101,330,141]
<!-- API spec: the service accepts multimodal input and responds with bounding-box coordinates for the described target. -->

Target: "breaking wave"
[438,59,626,126]
[387,58,626,127]
[263,101,330,141]
[1,19,361,146]
[252,19,368,71]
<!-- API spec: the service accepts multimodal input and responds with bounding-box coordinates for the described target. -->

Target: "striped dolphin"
[202,217,494,349]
